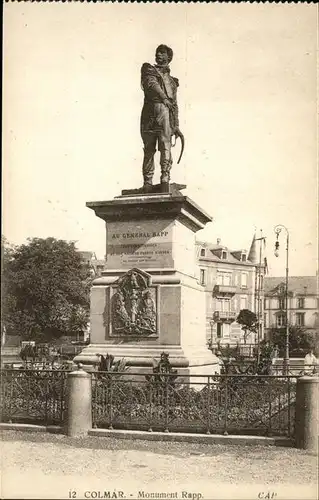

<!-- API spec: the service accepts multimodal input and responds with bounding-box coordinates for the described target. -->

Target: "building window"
[216,299,230,312]
[240,295,248,310]
[217,272,232,286]
[264,298,268,309]
[297,297,305,309]
[200,269,206,286]
[224,274,231,285]
[235,297,240,312]
[264,313,267,328]
[241,273,248,288]
[241,253,247,262]
[221,251,227,260]
[277,314,286,328]
[200,248,206,257]
[216,323,230,339]
[223,323,230,338]
[296,313,305,327]
[216,299,231,312]
[278,298,285,309]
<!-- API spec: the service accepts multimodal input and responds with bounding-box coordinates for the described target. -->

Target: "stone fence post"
[66,364,92,437]
[295,375,318,452]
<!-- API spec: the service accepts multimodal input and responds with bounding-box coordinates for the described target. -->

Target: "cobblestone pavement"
[1,431,317,500]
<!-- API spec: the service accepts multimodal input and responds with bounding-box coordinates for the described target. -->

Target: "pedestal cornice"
[86,192,212,232]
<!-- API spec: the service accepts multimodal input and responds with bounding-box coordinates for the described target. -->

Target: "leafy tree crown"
[2,237,91,342]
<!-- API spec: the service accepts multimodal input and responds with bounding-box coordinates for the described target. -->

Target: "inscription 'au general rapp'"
[111,232,168,239]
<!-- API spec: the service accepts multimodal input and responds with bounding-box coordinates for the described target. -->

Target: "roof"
[264,276,318,295]
[78,251,96,261]
[248,234,258,264]
[196,240,254,266]
[93,259,105,268]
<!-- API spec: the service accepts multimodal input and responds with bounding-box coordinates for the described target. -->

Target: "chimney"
[217,238,221,245]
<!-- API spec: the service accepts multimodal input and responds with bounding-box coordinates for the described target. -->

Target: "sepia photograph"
[1,2,318,500]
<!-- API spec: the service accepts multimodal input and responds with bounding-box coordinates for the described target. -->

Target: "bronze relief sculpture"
[111,269,157,336]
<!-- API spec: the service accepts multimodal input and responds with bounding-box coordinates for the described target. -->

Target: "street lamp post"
[209,318,215,352]
[274,224,290,375]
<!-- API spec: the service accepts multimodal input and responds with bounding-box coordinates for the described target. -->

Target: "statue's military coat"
[140,63,179,136]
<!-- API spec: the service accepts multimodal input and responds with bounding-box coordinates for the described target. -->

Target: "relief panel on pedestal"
[110,268,158,338]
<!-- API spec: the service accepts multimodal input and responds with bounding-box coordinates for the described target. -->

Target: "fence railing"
[209,343,257,358]
[0,368,299,437]
[1,369,68,426]
[92,372,296,437]
[271,363,317,377]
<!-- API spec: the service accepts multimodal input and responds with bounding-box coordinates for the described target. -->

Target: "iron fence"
[92,372,296,437]
[0,369,68,425]
[271,363,317,377]
[0,368,299,436]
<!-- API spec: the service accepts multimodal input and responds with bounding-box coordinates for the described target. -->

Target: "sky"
[3,3,318,277]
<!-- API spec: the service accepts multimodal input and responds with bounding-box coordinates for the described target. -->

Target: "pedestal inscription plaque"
[106,220,174,270]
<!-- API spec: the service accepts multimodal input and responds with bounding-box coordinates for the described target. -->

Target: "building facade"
[264,275,319,338]
[78,251,105,278]
[196,236,264,346]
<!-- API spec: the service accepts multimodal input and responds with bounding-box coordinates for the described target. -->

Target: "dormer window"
[222,251,227,260]
[200,248,206,257]
[279,284,285,294]
[241,253,247,262]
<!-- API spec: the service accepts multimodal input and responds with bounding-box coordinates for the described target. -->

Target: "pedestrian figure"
[304,349,317,375]
[215,350,225,375]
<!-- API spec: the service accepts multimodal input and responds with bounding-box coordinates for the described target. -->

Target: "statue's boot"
[143,183,153,193]
[160,160,172,192]
[142,145,155,192]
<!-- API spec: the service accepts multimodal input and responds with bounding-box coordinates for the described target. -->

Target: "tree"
[268,326,317,355]
[2,237,91,342]
[236,309,258,344]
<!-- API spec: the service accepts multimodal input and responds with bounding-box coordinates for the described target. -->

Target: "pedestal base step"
[120,182,186,197]
[74,343,220,378]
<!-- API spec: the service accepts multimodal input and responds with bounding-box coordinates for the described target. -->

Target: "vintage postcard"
[2,2,318,500]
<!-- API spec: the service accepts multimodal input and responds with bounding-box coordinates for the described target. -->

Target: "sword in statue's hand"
[172,129,185,164]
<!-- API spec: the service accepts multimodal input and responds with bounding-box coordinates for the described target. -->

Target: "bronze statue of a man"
[140,44,184,191]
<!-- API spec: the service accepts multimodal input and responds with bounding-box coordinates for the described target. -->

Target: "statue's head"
[155,44,173,66]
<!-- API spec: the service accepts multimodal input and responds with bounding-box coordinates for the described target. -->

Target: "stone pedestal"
[75,184,219,376]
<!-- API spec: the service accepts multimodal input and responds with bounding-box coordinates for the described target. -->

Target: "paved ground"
[1,431,317,500]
